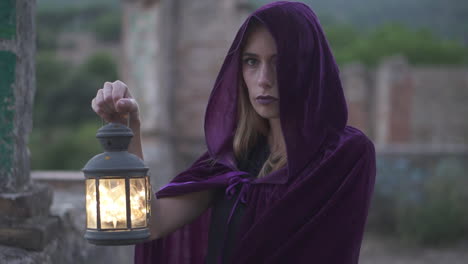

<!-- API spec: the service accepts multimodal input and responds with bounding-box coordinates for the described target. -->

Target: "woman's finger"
[112,80,127,111]
[91,98,97,113]
[96,89,113,114]
[92,96,112,121]
[115,80,133,99]
[116,98,139,113]
[102,82,116,112]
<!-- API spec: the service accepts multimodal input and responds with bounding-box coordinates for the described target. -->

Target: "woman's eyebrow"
[242,52,258,57]
[242,52,277,59]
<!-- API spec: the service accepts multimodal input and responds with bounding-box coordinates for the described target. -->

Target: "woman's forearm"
[128,120,144,160]
[148,189,215,240]
[127,119,215,241]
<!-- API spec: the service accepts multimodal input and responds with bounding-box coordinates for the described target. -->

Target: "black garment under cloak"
[205,136,270,264]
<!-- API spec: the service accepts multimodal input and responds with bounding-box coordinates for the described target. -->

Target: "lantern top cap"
[96,122,134,152]
[97,122,133,138]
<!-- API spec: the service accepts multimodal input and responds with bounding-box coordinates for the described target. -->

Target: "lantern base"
[84,228,150,245]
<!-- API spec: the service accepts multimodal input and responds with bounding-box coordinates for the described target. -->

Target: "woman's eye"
[244,58,257,66]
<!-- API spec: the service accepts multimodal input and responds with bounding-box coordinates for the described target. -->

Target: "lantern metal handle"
[101,112,131,128]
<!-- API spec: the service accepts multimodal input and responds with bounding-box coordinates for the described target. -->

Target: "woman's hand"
[91,80,141,128]
[91,80,144,159]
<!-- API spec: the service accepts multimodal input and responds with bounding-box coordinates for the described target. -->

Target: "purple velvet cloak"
[135,1,376,263]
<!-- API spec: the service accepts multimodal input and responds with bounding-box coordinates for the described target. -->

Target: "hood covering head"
[205,1,348,180]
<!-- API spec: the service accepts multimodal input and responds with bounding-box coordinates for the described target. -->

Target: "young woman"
[91,2,376,263]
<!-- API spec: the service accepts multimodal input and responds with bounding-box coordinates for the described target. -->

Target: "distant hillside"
[252,0,468,43]
[37,0,118,10]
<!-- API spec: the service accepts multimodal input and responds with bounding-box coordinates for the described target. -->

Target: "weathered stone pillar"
[374,56,413,147]
[172,0,251,171]
[341,62,372,136]
[0,0,58,251]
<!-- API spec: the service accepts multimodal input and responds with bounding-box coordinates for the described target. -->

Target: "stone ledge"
[31,171,82,181]
[0,216,59,251]
[31,171,83,191]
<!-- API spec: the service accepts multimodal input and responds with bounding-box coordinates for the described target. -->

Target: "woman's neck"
[267,118,286,154]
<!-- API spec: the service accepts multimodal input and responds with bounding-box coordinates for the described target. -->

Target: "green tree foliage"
[32,52,118,169]
[34,52,118,129]
[36,3,121,50]
[30,122,102,170]
[92,12,121,43]
[252,0,468,41]
[324,23,468,65]
[34,52,71,127]
[34,2,122,170]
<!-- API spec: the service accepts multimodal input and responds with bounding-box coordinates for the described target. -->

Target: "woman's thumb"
[116,98,138,113]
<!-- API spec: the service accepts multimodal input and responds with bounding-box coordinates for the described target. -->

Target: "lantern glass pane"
[85,179,97,229]
[99,178,127,229]
[130,178,147,228]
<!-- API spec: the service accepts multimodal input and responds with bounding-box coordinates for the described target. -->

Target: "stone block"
[0,183,52,219]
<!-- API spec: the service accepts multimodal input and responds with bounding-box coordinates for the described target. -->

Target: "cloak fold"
[135,2,376,263]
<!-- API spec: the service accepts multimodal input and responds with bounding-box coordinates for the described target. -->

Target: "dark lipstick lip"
[256,95,278,100]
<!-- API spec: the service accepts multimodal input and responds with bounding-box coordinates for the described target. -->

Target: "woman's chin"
[255,110,280,120]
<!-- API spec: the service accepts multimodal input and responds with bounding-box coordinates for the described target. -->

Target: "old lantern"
[82,122,151,245]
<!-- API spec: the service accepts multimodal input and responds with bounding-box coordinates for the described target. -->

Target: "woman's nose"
[257,63,274,89]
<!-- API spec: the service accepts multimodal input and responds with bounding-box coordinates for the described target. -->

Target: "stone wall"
[411,66,468,145]
[341,57,468,149]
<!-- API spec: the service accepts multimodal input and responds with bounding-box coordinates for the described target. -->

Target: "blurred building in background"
[343,56,468,150]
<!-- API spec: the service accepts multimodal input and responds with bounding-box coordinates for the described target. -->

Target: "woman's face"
[242,25,279,120]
